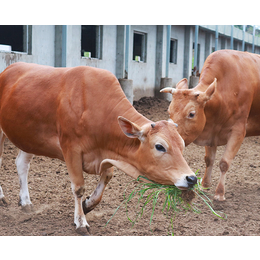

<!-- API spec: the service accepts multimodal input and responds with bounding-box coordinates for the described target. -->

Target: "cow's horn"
[160,87,176,94]
[168,118,178,127]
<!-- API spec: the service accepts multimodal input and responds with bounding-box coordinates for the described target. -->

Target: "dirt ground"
[0,96,260,236]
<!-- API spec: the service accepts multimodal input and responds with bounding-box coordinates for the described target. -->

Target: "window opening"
[0,25,29,53]
[170,38,177,64]
[234,40,238,50]
[81,25,103,59]
[133,31,147,62]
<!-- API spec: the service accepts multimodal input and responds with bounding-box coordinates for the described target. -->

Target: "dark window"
[170,39,177,64]
[234,40,238,50]
[133,31,147,62]
[0,25,24,52]
[221,37,225,49]
[81,25,102,58]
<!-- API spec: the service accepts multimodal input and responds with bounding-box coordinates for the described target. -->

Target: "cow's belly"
[3,127,63,160]
[0,83,64,160]
[0,111,64,160]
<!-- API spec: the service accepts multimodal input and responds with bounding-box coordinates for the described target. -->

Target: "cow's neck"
[116,97,151,127]
[99,96,151,167]
[193,77,224,146]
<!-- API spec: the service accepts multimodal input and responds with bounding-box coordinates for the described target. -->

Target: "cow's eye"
[155,144,166,153]
[188,111,195,119]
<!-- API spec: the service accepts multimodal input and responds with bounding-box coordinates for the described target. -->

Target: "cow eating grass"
[161,49,260,201]
[0,62,197,235]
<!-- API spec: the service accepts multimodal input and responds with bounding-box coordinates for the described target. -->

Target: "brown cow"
[161,49,260,201]
[0,62,197,234]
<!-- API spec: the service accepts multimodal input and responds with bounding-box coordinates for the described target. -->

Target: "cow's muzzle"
[186,175,197,188]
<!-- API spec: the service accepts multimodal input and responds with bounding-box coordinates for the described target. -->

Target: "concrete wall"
[129,25,157,100]
[63,25,117,74]
[169,25,185,86]
[1,25,260,101]
[0,25,55,72]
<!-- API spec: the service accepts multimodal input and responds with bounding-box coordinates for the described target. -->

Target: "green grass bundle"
[106,171,226,232]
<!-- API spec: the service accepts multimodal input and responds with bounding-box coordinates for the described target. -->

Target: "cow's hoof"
[76,226,91,236]
[214,194,226,201]
[0,197,9,206]
[21,204,34,213]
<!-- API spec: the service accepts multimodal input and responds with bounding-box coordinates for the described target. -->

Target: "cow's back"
[197,50,260,138]
[0,62,136,160]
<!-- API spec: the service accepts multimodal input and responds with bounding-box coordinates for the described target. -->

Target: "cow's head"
[100,117,197,189]
[160,78,216,146]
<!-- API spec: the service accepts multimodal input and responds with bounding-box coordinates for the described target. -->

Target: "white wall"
[169,25,185,85]
[66,25,117,75]
[129,25,157,100]
[0,25,55,72]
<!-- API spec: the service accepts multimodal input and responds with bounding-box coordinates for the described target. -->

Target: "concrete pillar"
[205,32,211,60]
[116,26,133,104]
[183,26,192,79]
[61,25,67,67]
[155,25,173,101]
[252,25,255,53]
[215,25,218,51]
[116,25,125,79]
[189,76,199,88]
[155,25,165,98]
[230,25,234,50]
[119,79,133,104]
[194,25,199,71]
[54,26,62,67]
[242,25,246,51]
[165,25,171,78]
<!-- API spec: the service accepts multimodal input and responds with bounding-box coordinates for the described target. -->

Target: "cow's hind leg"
[0,130,8,206]
[82,168,114,214]
[15,150,34,212]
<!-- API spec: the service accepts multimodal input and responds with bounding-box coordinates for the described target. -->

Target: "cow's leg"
[82,168,114,214]
[201,145,217,189]
[63,149,90,235]
[15,150,34,212]
[0,130,8,206]
[214,124,246,201]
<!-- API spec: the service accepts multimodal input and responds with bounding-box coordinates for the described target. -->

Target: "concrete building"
[0,25,260,103]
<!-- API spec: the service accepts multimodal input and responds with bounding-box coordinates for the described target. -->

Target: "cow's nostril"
[186,175,197,187]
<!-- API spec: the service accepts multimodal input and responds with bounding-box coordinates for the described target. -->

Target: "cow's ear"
[176,78,188,90]
[201,78,217,102]
[118,116,144,140]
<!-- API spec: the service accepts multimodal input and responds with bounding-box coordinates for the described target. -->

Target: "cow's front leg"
[15,151,34,212]
[201,145,217,189]
[71,183,90,235]
[82,168,114,214]
[63,148,90,235]
[214,123,246,201]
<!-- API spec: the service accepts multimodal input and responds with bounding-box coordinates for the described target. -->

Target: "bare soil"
[0,96,260,236]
